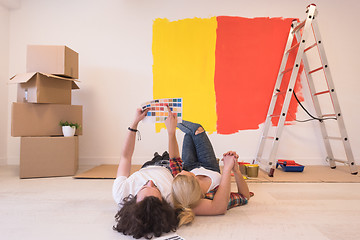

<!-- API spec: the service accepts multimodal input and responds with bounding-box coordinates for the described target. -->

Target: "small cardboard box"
[27,45,79,79]
[11,102,83,137]
[10,72,79,104]
[20,136,79,178]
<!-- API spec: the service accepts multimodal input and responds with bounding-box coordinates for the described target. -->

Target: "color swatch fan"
[141,98,182,123]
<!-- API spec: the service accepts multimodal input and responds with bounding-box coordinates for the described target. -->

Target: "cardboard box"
[11,102,83,137]
[27,45,79,79]
[10,72,79,104]
[20,136,79,178]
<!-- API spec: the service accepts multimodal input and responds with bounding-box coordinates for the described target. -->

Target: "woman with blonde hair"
[165,107,251,226]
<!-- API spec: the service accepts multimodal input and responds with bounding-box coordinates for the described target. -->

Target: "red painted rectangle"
[214,16,303,134]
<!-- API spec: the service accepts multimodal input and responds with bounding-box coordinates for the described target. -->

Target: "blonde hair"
[171,174,203,226]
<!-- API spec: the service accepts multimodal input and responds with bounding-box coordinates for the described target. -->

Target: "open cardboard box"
[26,45,79,79]
[20,136,79,178]
[10,72,79,104]
[11,102,83,137]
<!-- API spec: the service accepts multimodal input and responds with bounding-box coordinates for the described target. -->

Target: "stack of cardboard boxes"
[10,45,83,178]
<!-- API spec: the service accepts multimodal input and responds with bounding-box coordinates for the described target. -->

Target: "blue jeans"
[177,120,220,173]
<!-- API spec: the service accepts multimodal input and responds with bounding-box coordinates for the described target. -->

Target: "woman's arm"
[192,155,235,215]
[165,106,180,159]
[232,163,251,200]
[116,108,148,177]
[165,107,182,176]
[223,151,250,199]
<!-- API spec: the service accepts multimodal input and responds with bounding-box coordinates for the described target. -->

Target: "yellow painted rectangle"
[152,17,218,133]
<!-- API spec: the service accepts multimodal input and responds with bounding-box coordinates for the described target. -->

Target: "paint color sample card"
[141,98,182,123]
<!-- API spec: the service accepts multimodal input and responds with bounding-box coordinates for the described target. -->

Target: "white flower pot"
[62,126,76,137]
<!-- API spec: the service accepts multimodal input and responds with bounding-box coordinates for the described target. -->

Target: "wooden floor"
[1,165,360,240]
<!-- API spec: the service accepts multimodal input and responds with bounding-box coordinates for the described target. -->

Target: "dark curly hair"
[113,195,178,239]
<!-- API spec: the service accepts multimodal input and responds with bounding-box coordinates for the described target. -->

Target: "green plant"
[59,120,81,130]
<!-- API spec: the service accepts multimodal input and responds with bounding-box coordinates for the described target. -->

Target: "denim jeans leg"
[192,132,220,173]
[181,133,200,171]
[177,120,201,135]
[178,120,220,173]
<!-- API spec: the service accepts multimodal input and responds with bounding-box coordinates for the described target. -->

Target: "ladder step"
[292,20,306,33]
[308,66,323,74]
[269,114,281,118]
[286,42,300,54]
[275,91,286,96]
[263,136,275,140]
[326,136,342,140]
[304,42,317,52]
[282,67,293,75]
[313,90,330,96]
[333,159,348,164]
[321,113,336,118]
[254,158,266,164]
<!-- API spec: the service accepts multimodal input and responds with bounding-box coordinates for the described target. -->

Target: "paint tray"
[276,160,304,172]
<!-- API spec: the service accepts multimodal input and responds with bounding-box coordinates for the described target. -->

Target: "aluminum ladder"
[254,4,358,177]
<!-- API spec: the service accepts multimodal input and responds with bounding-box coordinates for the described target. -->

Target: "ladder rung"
[333,159,348,164]
[326,136,342,140]
[308,66,323,74]
[313,90,330,96]
[292,20,306,33]
[322,114,336,118]
[255,158,266,164]
[269,114,280,118]
[304,42,317,52]
[282,67,293,75]
[263,136,275,140]
[275,91,286,96]
[286,42,300,54]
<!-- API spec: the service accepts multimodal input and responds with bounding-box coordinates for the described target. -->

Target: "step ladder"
[254,4,358,177]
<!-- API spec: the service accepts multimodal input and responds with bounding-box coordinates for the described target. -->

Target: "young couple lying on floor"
[112,106,252,239]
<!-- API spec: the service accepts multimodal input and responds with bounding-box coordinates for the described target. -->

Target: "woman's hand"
[222,154,236,172]
[223,151,239,172]
[165,105,177,135]
[223,151,239,159]
[223,151,239,171]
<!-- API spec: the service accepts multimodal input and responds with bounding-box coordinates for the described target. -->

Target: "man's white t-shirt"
[112,166,173,206]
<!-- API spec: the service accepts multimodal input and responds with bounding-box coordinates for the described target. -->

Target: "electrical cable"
[292,90,337,122]
[287,112,319,123]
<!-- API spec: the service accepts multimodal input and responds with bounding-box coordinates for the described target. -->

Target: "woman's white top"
[112,166,173,207]
[190,167,222,192]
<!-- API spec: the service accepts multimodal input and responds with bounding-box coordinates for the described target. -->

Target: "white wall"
[0,3,9,165]
[6,0,360,166]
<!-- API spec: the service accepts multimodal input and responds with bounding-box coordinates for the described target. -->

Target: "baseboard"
[5,156,151,166]
[224,157,360,166]
[6,156,360,166]
[80,157,358,166]
[79,157,152,166]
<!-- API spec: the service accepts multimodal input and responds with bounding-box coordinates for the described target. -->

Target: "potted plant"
[59,121,81,137]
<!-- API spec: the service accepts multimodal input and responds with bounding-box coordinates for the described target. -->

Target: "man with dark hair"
[112,108,179,239]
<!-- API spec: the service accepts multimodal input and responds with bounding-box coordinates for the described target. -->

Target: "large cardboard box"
[11,102,83,137]
[20,136,79,178]
[27,45,79,79]
[10,72,79,104]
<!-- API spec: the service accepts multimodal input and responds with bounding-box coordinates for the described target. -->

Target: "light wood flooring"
[1,165,360,240]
